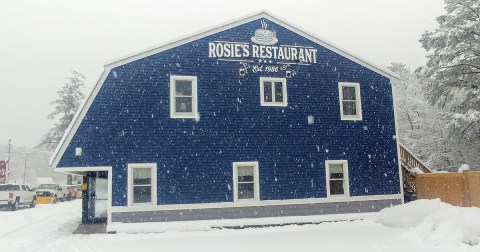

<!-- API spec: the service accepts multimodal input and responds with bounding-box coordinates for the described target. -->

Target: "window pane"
[329,164,344,179]
[343,101,357,116]
[330,180,345,195]
[133,186,152,203]
[342,86,356,100]
[263,81,272,102]
[238,183,254,199]
[175,97,193,112]
[175,80,192,96]
[133,168,151,185]
[238,166,254,182]
[274,82,283,102]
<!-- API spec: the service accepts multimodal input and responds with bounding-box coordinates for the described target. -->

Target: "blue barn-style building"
[51,12,403,225]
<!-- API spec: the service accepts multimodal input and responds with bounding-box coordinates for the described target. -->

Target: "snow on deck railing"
[399,144,432,174]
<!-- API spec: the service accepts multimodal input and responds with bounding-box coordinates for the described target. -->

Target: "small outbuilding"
[51,12,403,226]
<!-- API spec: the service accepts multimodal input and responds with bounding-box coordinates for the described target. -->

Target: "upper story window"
[338,82,362,120]
[260,77,287,107]
[233,161,260,202]
[170,75,198,118]
[325,160,350,197]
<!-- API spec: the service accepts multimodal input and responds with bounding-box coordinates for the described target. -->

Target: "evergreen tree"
[38,71,86,150]
[418,0,480,169]
[418,0,480,143]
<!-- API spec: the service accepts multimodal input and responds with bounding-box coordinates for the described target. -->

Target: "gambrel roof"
[50,11,399,168]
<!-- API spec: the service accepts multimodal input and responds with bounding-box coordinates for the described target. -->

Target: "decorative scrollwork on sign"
[239,62,250,69]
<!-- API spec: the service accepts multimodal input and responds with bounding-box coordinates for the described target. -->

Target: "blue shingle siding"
[58,18,400,207]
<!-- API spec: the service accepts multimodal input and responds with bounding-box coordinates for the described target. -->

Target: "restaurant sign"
[208,20,317,68]
[0,160,6,184]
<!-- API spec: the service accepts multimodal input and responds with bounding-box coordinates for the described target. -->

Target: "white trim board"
[391,78,405,203]
[50,11,400,169]
[110,194,403,213]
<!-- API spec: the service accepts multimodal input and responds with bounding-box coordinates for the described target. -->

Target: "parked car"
[35,184,66,204]
[60,185,77,200]
[0,184,37,210]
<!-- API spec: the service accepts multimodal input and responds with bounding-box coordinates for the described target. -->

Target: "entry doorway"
[82,171,108,224]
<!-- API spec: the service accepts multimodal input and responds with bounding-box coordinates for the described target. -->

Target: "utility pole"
[23,152,29,184]
[7,139,11,184]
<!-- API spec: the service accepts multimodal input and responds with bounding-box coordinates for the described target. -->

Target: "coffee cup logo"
[251,20,278,46]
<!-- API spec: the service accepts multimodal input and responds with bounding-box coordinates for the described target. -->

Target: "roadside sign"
[0,160,6,184]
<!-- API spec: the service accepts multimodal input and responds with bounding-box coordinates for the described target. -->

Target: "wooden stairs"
[399,144,432,202]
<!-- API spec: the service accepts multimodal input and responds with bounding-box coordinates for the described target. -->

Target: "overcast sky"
[0,0,445,148]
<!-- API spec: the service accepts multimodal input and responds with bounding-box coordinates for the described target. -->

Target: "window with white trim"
[128,163,157,206]
[233,162,260,202]
[325,160,350,197]
[260,77,287,106]
[338,82,362,120]
[170,75,198,118]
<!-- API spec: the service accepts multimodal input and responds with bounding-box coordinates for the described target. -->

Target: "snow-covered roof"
[50,11,400,168]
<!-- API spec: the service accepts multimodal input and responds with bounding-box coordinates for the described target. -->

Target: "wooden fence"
[416,171,480,207]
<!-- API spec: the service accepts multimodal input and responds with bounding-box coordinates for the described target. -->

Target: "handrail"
[399,143,432,173]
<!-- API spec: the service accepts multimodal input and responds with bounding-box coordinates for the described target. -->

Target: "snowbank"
[2,199,479,252]
[108,212,373,234]
[373,199,480,246]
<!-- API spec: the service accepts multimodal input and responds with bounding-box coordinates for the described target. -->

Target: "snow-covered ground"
[0,199,479,252]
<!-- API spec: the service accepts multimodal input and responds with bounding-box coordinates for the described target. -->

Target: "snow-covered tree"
[419,1,480,141]
[390,63,458,169]
[418,0,480,169]
[38,71,86,150]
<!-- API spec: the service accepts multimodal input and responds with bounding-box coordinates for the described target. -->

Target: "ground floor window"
[128,163,157,206]
[233,161,260,202]
[325,160,350,197]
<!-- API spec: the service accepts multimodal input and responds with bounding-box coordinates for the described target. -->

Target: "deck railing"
[400,144,432,201]
[399,144,431,174]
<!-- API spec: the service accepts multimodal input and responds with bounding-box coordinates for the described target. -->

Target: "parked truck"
[35,183,66,204]
[0,184,37,211]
